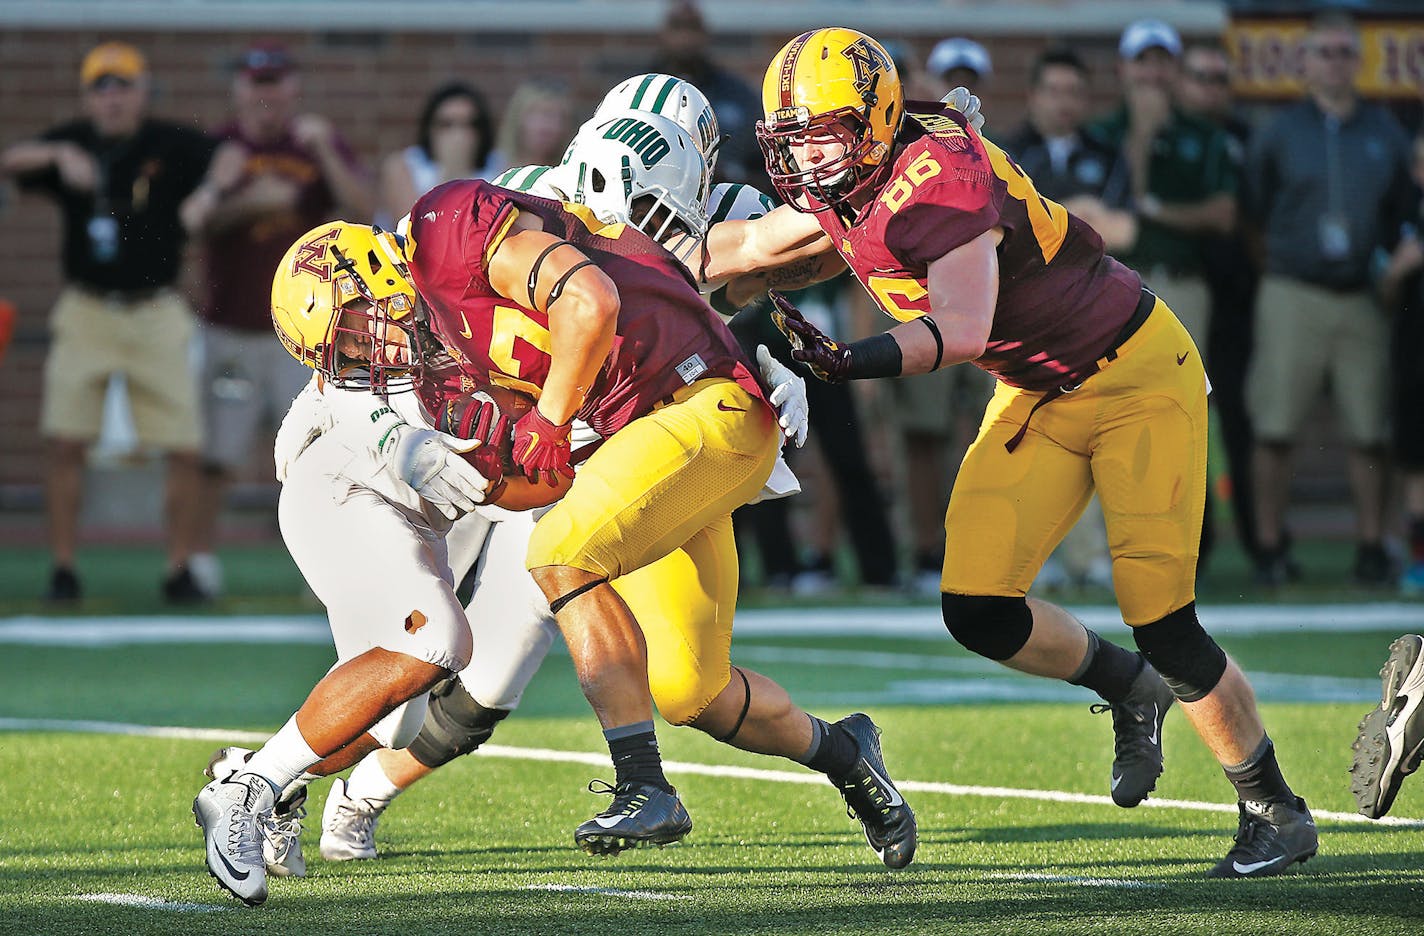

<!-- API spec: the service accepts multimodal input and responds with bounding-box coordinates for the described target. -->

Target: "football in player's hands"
[432,386,531,481]
[432,386,568,510]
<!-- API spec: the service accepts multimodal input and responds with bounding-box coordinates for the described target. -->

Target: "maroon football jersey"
[818,102,1143,391]
[406,179,764,436]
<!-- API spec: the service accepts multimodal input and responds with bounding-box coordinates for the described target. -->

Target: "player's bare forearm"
[893,229,1000,374]
[489,218,618,423]
[701,204,831,284]
[725,253,846,308]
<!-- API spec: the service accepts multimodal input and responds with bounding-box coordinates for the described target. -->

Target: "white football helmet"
[561,110,710,248]
[587,74,721,174]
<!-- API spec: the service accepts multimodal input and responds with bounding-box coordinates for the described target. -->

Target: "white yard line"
[523,884,692,901]
[3,717,1421,828]
[990,872,1164,889]
[1,604,1421,646]
[74,892,228,912]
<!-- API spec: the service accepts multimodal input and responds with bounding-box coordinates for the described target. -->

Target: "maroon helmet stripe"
[778,31,815,109]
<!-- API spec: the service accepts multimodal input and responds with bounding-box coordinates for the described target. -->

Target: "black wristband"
[844,332,903,379]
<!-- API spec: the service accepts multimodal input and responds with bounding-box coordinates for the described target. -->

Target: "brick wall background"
[1,26,1120,491]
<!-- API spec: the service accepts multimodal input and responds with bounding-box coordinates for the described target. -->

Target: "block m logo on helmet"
[291,227,341,282]
[601,117,671,169]
[842,37,892,99]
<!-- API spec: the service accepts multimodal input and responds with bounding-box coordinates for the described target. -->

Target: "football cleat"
[193,771,274,906]
[320,777,383,861]
[1350,634,1424,819]
[828,713,917,869]
[1092,662,1174,807]
[573,780,692,856]
[1207,797,1317,878]
[204,745,306,877]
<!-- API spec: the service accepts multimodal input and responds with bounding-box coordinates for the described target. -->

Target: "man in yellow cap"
[0,41,220,603]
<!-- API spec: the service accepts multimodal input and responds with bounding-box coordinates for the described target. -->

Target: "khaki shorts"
[892,362,995,435]
[201,323,314,469]
[1247,275,1389,447]
[1141,269,1211,347]
[41,287,201,451]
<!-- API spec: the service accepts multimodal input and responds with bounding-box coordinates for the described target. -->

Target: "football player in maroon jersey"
[702,27,1316,878]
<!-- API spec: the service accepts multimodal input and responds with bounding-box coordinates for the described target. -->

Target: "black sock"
[799,716,859,777]
[605,721,671,792]
[1223,736,1295,805]
[1068,629,1145,703]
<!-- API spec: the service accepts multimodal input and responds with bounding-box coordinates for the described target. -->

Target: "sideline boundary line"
[3,717,1420,828]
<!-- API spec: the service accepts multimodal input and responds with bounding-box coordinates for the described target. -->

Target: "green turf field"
[2,620,1424,935]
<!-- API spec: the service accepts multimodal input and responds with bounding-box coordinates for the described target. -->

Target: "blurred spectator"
[492,79,572,173]
[377,81,497,229]
[1003,47,1133,245]
[1380,131,1424,593]
[732,280,900,593]
[925,37,993,112]
[190,41,372,595]
[0,41,217,602]
[1176,40,1262,566]
[1089,19,1237,348]
[881,40,938,105]
[1245,10,1413,586]
[649,0,763,184]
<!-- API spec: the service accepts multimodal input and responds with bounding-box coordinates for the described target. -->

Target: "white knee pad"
[369,693,431,750]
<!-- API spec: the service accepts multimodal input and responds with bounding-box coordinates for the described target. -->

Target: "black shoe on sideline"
[162,566,210,604]
[46,566,81,602]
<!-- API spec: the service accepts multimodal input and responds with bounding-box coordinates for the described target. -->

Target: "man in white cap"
[1089,19,1236,347]
[925,37,992,107]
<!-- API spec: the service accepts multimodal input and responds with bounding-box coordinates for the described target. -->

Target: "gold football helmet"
[271,221,421,389]
[756,27,903,213]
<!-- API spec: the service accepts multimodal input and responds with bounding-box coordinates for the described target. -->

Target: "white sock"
[243,715,320,796]
[344,753,404,810]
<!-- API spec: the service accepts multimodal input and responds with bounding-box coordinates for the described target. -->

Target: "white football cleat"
[193,771,274,906]
[205,745,306,877]
[320,777,384,861]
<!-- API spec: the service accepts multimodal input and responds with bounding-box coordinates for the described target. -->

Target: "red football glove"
[768,290,852,383]
[511,406,575,486]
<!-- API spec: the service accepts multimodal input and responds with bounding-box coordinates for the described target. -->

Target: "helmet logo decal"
[291,227,341,282]
[841,37,892,98]
[777,31,814,108]
[601,117,671,169]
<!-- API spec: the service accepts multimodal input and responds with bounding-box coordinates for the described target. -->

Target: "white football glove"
[383,425,494,520]
[942,86,985,133]
[756,344,809,448]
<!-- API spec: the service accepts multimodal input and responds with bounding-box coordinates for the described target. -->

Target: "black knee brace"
[941,593,1034,661]
[407,677,511,768]
[1132,601,1227,703]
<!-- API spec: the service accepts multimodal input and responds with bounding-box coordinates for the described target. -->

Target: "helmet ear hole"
[591,168,606,193]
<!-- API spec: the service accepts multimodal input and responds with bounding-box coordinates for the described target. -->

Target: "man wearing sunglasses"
[1244,9,1414,588]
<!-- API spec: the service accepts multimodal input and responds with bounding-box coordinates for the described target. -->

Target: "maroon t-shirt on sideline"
[201,121,360,332]
[818,102,1143,392]
[406,179,765,437]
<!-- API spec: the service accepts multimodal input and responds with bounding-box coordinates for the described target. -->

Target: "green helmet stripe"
[629,73,659,109]
[650,75,678,114]
[523,166,550,190]
[708,184,744,225]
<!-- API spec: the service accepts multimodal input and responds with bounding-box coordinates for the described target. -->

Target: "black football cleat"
[829,713,917,869]
[574,780,692,856]
[1207,797,1317,878]
[1093,662,1174,807]
[1350,634,1424,819]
